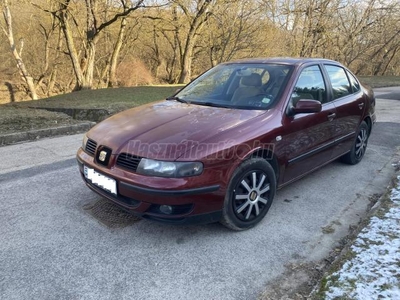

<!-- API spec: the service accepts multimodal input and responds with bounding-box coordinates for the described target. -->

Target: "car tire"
[220,158,276,231]
[341,121,369,165]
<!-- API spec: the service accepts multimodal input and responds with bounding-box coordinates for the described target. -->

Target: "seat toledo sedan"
[77,58,376,230]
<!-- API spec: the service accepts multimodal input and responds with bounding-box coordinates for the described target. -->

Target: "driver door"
[281,65,336,184]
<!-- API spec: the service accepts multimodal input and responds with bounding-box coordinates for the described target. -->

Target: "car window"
[325,65,351,100]
[347,71,361,93]
[176,63,293,110]
[193,67,235,97]
[291,65,327,105]
[250,68,271,85]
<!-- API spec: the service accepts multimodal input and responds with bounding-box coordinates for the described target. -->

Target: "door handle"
[358,103,364,109]
[328,113,336,121]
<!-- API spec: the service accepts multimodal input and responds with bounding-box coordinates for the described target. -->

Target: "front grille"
[85,139,97,156]
[116,153,142,172]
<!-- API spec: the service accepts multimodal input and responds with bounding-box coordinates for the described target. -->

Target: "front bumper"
[77,149,225,225]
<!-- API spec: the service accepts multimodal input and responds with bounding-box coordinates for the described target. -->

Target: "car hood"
[88,100,266,160]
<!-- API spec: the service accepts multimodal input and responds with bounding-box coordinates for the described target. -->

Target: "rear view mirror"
[290,99,322,115]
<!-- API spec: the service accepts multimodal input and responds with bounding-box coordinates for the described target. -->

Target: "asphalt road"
[1,88,400,300]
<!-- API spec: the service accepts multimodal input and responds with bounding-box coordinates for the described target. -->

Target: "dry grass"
[0,107,80,135]
[358,76,400,88]
[10,86,179,110]
[0,85,181,135]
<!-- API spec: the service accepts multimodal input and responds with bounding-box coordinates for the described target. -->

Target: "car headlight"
[82,134,88,150]
[136,158,203,178]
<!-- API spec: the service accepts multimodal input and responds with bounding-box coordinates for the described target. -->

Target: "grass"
[358,76,400,88]
[10,86,180,110]
[0,107,81,135]
[0,86,180,135]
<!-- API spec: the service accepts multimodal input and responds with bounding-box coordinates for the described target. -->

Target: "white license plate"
[84,166,117,195]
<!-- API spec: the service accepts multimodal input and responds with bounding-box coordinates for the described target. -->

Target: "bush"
[116,59,154,87]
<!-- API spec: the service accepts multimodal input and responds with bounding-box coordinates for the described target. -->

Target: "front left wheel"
[221,158,276,231]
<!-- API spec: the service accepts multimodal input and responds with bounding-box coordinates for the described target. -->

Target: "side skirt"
[277,150,351,190]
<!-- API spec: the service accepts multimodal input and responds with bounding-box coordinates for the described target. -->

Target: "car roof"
[222,57,341,67]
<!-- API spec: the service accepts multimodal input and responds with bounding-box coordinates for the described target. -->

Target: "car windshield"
[175,63,293,110]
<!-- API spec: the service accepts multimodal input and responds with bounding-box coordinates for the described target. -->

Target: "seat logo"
[99,150,107,162]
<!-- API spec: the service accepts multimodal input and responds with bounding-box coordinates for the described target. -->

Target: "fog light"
[159,205,173,214]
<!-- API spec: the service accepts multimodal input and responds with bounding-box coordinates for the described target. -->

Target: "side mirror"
[290,99,322,115]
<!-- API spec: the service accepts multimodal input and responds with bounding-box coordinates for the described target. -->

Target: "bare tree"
[107,17,127,87]
[204,0,269,66]
[2,0,38,99]
[143,9,181,83]
[35,0,146,90]
[173,0,214,83]
[2,0,400,102]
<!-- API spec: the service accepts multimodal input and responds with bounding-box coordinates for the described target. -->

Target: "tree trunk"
[47,27,63,95]
[178,37,195,83]
[55,0,144,90]
[59,7,86,90]
[151,25,162,79]
[83,40,96,89]
[178,20,207,83]
[58,0,96,90]
[177,0,213,84]
[2,2,38,100]
[108,18,127,87]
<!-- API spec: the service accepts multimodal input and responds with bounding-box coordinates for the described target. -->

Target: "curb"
[0,122,96,146]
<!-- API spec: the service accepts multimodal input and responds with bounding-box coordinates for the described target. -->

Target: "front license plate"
[84,166,117,195]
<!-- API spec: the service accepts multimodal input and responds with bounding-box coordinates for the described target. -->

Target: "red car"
[77,58,376,230]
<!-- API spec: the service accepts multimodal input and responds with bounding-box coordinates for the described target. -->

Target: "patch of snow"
[324,175,400,299]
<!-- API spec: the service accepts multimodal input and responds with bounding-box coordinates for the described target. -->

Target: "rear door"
[282,65,336,184]
[322,64,365,159]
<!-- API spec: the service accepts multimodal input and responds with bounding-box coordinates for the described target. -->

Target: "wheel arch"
[245,148,280,183]
[363,116,372,136]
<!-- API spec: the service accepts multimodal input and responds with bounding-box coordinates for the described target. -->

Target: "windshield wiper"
[196,102,231,109]
[166,96,190,104]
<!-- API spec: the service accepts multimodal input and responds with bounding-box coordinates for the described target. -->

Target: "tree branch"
[96,0,145,35]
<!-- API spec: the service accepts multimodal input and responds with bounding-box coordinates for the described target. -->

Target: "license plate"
[84,166,117,195]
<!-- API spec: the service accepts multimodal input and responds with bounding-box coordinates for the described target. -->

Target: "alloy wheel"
[233,170,270,221]
[355,127,368,159]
